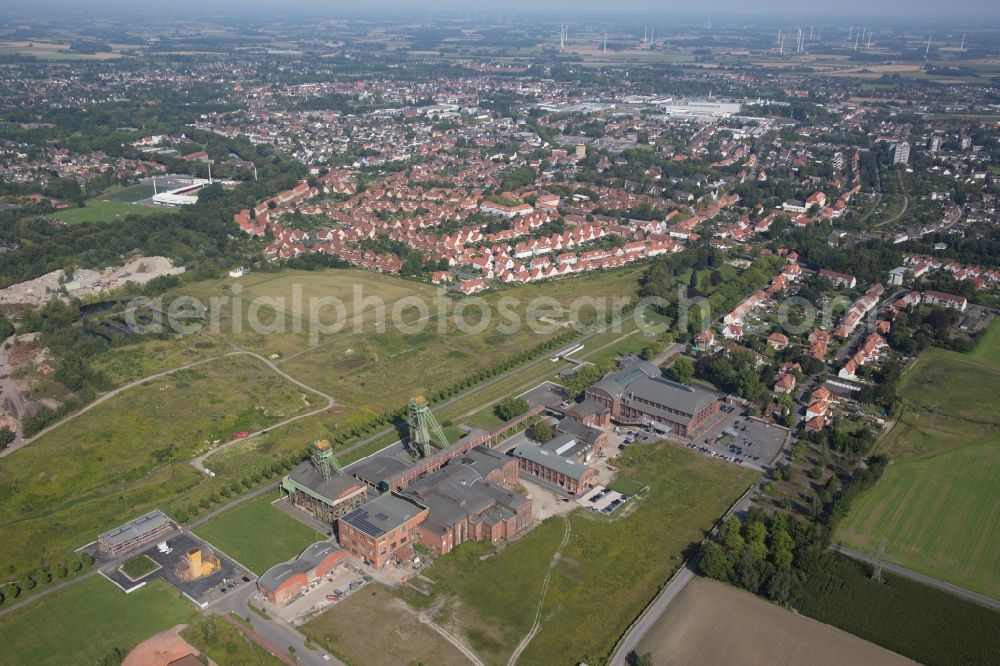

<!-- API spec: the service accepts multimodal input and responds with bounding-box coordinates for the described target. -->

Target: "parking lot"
[691,406,788,471]
[100,532,252,606]
[577,485,630,514]
[517,381,568,411]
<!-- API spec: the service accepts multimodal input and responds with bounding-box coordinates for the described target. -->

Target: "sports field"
[100,184,156,202]
[194,494,324,574]
[396,444,758,666]
[837,321,1000,599]
[0,355,313,578]
[0,576,196,666]
[47,198,170,224]
[634,576,912,666]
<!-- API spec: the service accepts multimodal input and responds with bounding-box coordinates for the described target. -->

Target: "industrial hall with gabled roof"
[584,358,719,438]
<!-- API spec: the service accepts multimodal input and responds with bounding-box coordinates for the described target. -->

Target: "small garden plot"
[119,554,160,581]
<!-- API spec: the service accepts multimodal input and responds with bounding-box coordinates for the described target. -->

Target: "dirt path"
[0,348,336,461]
[190,348,337,472]
[415,610,486,666]
[507,514,572,666]
[875,169,908,228]
[0,333,26,441]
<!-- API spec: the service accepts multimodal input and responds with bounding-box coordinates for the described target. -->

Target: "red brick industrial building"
[257,541,347,606]
[511,443,597,494]
[338,493,429,569]
[584,359,719,438]
[337,446,533,567]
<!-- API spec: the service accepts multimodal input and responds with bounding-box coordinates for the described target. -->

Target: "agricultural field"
[0,576,196,666]
[395,444,758,666]
[0,40,124,60]
[836,322,1000,599]
[302,584,469,666]
[0,354,314,577]
[634,576,911,666]
[194,494,324,574]
[795,553,1000,666]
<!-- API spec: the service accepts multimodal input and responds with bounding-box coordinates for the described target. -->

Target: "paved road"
[831,544,1000,611]
[211,583,344,666]
[0,569,99,619]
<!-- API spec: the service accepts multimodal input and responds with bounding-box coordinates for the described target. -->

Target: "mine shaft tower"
[408,396,449,458]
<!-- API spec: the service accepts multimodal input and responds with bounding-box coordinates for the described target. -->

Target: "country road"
[609,472,769,665]
[830,544,1000,611]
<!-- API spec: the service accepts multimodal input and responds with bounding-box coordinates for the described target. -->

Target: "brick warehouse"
[511,443,597,494]
[337,446,533,567]
[584,358,719,438]
[338,493,429,569]
[257,541,347,606]
[404,447,531,555]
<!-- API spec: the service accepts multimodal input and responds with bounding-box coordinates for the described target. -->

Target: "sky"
[2,0,998,21]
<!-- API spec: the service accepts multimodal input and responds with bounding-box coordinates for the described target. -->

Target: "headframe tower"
[408,396,450,458]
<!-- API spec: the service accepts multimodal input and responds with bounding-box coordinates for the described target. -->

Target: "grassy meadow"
[392,444,757,666]
[0,354,312,576]
[0,577,196,666]
[194,494,324,574]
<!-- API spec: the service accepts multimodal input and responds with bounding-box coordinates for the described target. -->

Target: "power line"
[872,538,887,583]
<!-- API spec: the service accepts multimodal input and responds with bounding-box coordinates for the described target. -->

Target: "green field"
[101,184,156,203]
[837,321,1000,599]
[194,494,324,574]
[5,266,647,586]
[47,197,171,224]
[120,554,159,579]
[607,477,647,497]
[395,444,757,665]
[796,552,1000,666]
[90,266,645,483]
[0,355,313,578]
[0,576,196,666]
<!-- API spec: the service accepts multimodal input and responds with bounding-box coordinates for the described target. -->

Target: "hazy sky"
[2,0,998,20]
